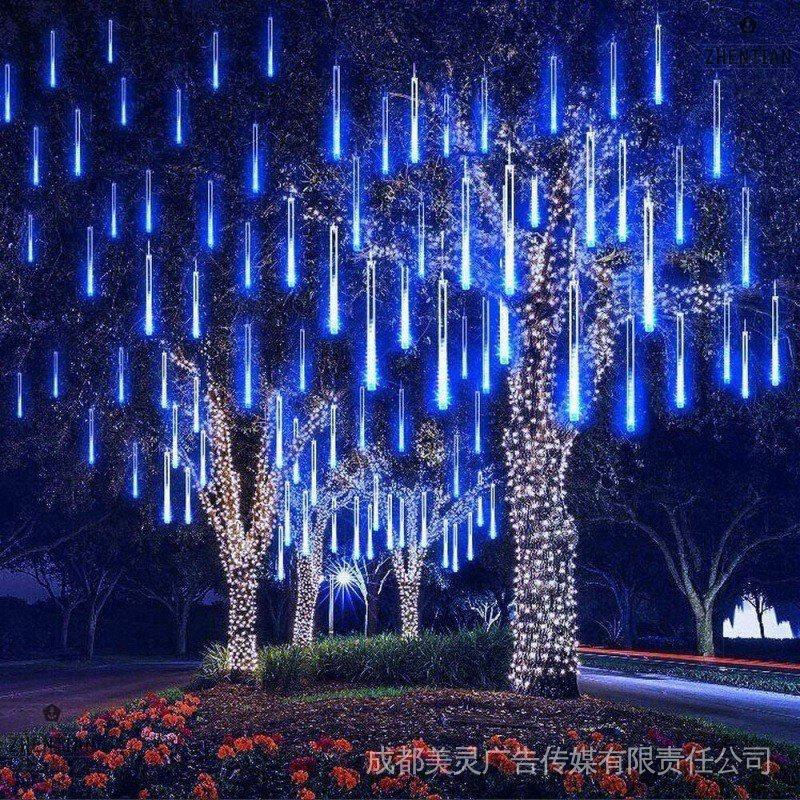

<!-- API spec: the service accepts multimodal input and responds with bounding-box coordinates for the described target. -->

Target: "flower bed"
[0,690,797,798]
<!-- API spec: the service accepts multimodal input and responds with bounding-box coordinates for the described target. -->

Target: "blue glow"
[107,19,114,64]
[503,155,516,294]
[452,432,460,497]
[163,450,172,524]
[212,31,220,90]
[451,523,459,572]
[712,78,721,179]
[266,16,275,78]
[771,285,780,387]
[144,243,154,336]
[479,67,488,153]
[282,481,290,545]
[193,376,200,433]
[358,387,366,450]
[26,213,34,264]
[498,299,511,365]
[584,128,596,248]
[474,391,481,454]
[441,522,449,568]
[15,371,22,419]
[466,514,474,561]
[117,346,125,404]
[442,93,451,157]
[625,315,636,432]
[299,328,307,391]
[609,39,618,119]
[145,168,153,233]
[32,127,40,186]
[85,225,94,297]
[643,193,655,332]
[397,386,405,452]
[675,312,686,409]
[275,393,284,468]
[131,442,139,499]
[489,483,497,539]
[741,185,751,287]
[654,15,663,105]
[331,64,341,160]
[184,467,192,524]
[52,351,59,399]
[175,88,183,144]
[675,144,685,245]
[73,108,82,176]
[352,496,360,559]
[741,324,750,400]
[110,182,118,238]
[549,55,558,134]
[286,195,297,288]
[530,175,540,229]
[328,402,337,468]
[436,273,449,410]
[171,402,179,468]
[460,159,471,289]
[722,297,732,386]
[160,350,168,409]
[251,122,260,193]
[192,260,201,339]
[381,93,389,174]
[481,297,490,394]
[417,198,426,277]
[88,407,96,465]
[351,155,361,251]
[4,64,11,123]
[200,430,208,488]
[206,179,214,248]
[410,66,420,163]
[365,506,374,558]
[243,322,253,408]
[618,137,627,242]
[330,498,338,553]
[568,278,580,422]
[244,221,252,290]
[328,224,340,334]
[461,313,468,379]
[119,76,127,126]
[49,30,56,88]
[400,262,411,350]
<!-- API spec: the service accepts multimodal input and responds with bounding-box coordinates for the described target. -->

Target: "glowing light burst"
[144,243,154,336]
[251,122,260,194]
[162,450,172,523]
[266,15,275,78]
[73,108,82,176]
[481,297,490,394]
[442,93,451,157]
[397,386,406,452]
[32,127,40,186]
[212,31,220,90]
[85,225,94,297]
[498,299,511,365]
[206,179,215,248]
[400,262,411,350]
[175,88,183,144]
[49,30,56,88]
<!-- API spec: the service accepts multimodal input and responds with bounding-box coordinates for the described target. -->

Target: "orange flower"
[298,790,315,800]
[125,738,143,754]
[590,731,604,743]
[683,742,706,757]
[487,750,516,776]
[426,795,443,800]
[91,750,108,765]
[253,734,278,753]
[138,790,150,799]
[408,777,429,797]
[192,772,219,800]
[109,726,122,738]
[20,790,36,800]
[143,747,166,766]
[75,730,89,741]
[291,770,309,785]
[233,736,254,753]
[373,776,403,794]
[52,772,72,791]
[734,787,749,800]
[84,772,109,789]
[331,766,360,791]
[763,759,780,775]
[564,770,584,794]
[217,744,235,760]
[332,738,353,754]
[106,749,125,770]
[567,729,580,741]
[692,777,721,799]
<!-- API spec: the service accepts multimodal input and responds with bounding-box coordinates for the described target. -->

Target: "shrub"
[200,628,513,691]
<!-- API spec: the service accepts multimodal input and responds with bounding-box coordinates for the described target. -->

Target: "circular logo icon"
[739,15,757,35]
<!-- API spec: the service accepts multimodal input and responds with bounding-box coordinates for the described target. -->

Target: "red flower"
[233,737,254,753]
[83,772,109,790]
[563,770,584,794]
[253,734,278,753]
[331,766,360,791]
[734,787,749,800]
[291,770,310,785]
[143,747,167,766]
[217,744,235,760]
[192,772,219,800]
[298,790,315,800]
[0,766,14,786]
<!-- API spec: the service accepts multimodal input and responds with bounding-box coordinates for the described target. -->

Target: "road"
[0,661,197,734]
[579,665,800,744]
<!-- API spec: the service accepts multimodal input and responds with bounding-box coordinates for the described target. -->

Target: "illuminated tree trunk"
[292,555,321,646]
[396,575,421,640]
[227,565,258,673]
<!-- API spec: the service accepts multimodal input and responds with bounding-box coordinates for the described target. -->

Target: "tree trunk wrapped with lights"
[505,147,615,697]
[292,516,326,646]
[198,381,278,674]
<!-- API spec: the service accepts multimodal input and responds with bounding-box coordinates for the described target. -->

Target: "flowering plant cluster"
[1,695,797,799]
